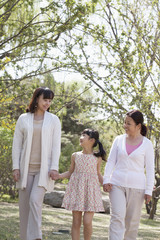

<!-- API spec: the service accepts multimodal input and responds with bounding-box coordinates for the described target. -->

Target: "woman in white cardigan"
[103,110,154,240]
[12,87,61,240]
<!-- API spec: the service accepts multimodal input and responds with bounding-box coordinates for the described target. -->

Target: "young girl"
[58,128,106,240]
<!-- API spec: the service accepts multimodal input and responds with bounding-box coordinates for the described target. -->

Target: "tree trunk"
[149,186,160,219]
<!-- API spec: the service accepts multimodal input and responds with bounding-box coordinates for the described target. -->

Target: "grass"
[0,200,160,240]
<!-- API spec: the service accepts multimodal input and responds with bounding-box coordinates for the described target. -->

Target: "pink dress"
[62,152,104,212]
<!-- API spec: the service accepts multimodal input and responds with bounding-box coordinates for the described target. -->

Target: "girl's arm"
[58,153,76,179]
[97,157,103,185]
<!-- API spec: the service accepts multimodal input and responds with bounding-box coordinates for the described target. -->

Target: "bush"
[0,127,18,199]
[59,131,81,173]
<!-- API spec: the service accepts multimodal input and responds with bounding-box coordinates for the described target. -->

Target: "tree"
[55,0,160,218]
[0,0,94,122]
[0,71,104,197]
[59,0,160,167]
[1,0,160,215]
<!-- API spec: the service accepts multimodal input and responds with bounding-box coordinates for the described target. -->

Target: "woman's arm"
[97,157,103,185]
[103,136,119,184]
[12,115,23,171]
[145,140,155,196]
[58,153,76,179]
[50,116,61,171]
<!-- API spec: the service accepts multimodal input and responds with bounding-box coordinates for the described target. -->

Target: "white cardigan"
[12,111,61,191]
[103,134,155,195]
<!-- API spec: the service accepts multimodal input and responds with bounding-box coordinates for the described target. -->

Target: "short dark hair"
[126,109,147,136]
[26,87,54,113]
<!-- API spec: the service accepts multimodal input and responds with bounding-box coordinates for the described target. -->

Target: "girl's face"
[123,116,140,135]
[36,94,52,112]
[79,133,94,147]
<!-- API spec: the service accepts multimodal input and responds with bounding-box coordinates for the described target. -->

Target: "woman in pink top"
[103,110,154,240]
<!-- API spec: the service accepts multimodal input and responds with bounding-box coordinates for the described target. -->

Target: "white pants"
[109,185,145,240]
[19,173,46,240]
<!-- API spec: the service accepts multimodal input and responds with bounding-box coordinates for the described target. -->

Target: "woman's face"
[36,94,52,112]
[123,116,140,135]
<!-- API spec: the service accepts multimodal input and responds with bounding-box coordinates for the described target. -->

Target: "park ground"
[0,200,160,240]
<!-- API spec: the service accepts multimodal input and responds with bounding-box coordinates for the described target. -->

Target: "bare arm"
[58,153,76,179]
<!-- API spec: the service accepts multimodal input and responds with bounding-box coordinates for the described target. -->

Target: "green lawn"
[0,201,160,240]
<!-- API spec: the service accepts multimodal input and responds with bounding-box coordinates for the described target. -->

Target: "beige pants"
[109,185,145,240]
[19,173,46,240]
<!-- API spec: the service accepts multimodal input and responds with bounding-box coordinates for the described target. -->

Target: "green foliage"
[61,0,160,123]
[1,0,160,197]
[0,127,18,198]
[54,0,160,173]
[0,71,102,194]
[59,131,80,173]
[0,194,18,203]
[0,0,94,126]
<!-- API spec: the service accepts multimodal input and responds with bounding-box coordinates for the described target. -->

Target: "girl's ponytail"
[82,128,106,161]
[94,140,106,161]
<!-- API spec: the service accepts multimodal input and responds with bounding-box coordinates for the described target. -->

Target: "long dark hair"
[126,109,147,136]
[82,128,106,161]
[26,87,54,113]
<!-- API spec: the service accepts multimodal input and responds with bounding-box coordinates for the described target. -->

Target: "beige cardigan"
[12,111,61,191]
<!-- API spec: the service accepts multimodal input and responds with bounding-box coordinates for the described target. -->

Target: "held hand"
[144,194,152,204]
[13,169,20,182]
[103,183,113,192]
[49,170,59,180]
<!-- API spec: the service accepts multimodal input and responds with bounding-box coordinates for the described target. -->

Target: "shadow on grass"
[42,207,109,240]
[0,202,160,240]
[138,229,160,239]
[140,218,160,227]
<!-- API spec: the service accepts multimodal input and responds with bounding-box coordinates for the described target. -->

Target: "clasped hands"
[13,169,20,182]
[13,169,59,181]
[103,183,113,192]
[49,170,59,180]
[13,170,152,204]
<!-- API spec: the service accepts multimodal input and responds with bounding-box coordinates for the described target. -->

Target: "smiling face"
[123,116,141,136]
[36,94,52,113]
[79,133,95,148]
